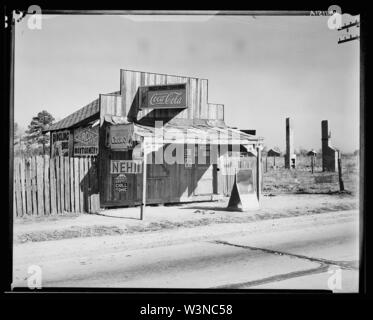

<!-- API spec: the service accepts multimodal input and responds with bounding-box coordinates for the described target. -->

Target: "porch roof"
[132,122,263,145]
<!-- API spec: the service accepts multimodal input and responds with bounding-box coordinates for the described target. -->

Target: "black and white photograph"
[4,7,366,301]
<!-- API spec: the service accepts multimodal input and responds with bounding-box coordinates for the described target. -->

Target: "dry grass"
[263,154,359,195]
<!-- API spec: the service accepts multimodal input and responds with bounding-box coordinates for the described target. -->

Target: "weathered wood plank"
[44,156,50,215]
[64,157,70,211]
[60,156,65,212]
[200,79,208,119]
[31,157,38,215]
[91,158,100,213]
[74,158,80,212]
[25,158,32,215]
[56,157,61,213]
[87,157,91,213]
[19,158,26,216]
[83,157,89,212]
[36,156,44,215]
[14,158,22,217]
[13,174,17,218]
[70,157,75,212]
[79,157,84,212]
[49,157,57,214]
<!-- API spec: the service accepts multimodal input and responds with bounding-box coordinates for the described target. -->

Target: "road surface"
[13,209,359,292]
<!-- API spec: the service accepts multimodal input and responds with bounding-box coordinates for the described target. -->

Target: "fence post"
[36,156,44,215]
[74,158,80,212]
[256,147,262,202]
[70,157,75,212]
[265,156,268,173]
[65,157,70,211]
[50,157,57,214]
[60,156,65,212]
[14,158,22,217]
[338,151,345,192]
[19,157,26,216]
[79,158,84,212]
[44,156,50,215]
[25,158,32,215]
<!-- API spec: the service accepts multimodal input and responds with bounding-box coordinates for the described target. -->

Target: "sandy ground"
[13,209,359,291]
[13,193,358,243]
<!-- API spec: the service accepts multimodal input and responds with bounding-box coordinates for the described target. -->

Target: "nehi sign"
[139,83,187,109]
[111,160,143,174]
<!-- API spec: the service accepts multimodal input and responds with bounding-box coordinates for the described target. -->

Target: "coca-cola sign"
[139,83,187,109]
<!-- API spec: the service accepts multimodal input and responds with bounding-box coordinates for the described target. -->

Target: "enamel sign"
[139,83,187,109]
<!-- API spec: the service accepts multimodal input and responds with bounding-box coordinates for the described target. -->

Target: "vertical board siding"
[70,157,75,212]
[79,158,84,212]
[14,158,22,217]
[36,156,44,215]
[74,158,80,212]
[31,157,37,215]
[50,157,57,214]
[25,158,32,215]
[19,158,26,215]
[119,70,215,122]
[64,157,70,211]
[44,157,50,215]
[60,156,65,212]
[83,158,89,212]
[56,157,61,213]
[99,94,123,125]
[14,156,98,217]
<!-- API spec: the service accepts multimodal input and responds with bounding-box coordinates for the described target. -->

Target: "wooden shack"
[45,69,264,209]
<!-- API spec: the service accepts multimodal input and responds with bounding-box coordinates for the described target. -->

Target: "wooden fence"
[13,156,100,218]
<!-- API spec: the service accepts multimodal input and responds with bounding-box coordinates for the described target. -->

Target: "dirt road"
[13,209,359,292]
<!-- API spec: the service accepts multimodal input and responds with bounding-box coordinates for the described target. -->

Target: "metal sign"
[51,130,70,157]
[236,169,255,195]
[139,83,187,109]
[74,146,98,156]
[74,126,98,156]
[227,168,259,211]
[114,174,128,193]
[109,124,134,150]
[111,160,143,174]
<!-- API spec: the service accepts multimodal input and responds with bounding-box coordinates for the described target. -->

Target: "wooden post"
[36,156,44,215]
[44,156,50,215]
[311,156,314,174]
[338,151,344,191]
[140,138,148,220]
[265,156,268,173]
[50,157,57,215]
[256,147,261,202]
[25,158,32,215]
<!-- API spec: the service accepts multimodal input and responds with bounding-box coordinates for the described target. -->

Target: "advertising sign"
[111,160,143,174]
[73,126,98,156]
[139,83,187,109]
[227,168,259,211]
[109,124,134,150]
[51,130,70,157]
[114,174,128,193]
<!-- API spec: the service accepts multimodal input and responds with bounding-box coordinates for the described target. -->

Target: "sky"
[14,13,360,152]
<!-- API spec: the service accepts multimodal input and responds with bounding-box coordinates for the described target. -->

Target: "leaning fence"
[13,156,100,218]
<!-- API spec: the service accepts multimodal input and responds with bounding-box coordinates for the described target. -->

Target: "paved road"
[13,210,359,292]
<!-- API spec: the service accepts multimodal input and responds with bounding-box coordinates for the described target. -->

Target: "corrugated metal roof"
[45,98,99,132]
[132,123,263,145]
[44,91,120,132]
